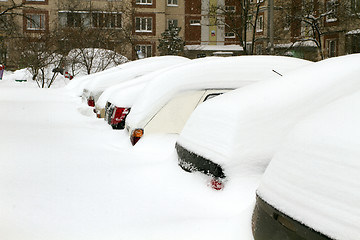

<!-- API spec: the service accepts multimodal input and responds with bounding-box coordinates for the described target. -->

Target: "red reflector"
[210,178,224,190]
[130,129,143,145]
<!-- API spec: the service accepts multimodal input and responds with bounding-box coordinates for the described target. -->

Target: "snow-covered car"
[175,53,360,190]
[94,59,191,123]
[253,90,360,240]
[81,56,189,107]
[125,56,312,145]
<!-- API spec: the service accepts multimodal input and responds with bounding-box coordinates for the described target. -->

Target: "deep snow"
[257,90,360,240]
[0,85,255,239]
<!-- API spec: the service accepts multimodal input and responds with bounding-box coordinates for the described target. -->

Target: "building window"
[24,0,48,4]
[26,13,46,30]
[256,15,263,32]
[246,15,252,31]
[190,19,201,26]
[167,19,178,29]
[58,11,121,29]
[167,0,178,6]
[225,32,235,38]
[225,6,236,12]
[328,39,337,57]
[135,17,152,32]
[351,0,360,13]
[135,45,152,58]
[326,0,338,22]
[92,12,122,28]
[346,34,360,53]
[135,0,152,5]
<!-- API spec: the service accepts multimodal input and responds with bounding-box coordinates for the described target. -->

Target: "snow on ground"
[0,84,255,239]
[257,91,360,240]
[1,69,70,88]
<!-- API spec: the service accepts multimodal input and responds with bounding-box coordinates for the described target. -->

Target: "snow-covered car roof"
[83,56,189,95]
[66,65,122,96]
[176,53,360,178]
[257,90,360,240]
[126,56,312,129]
[96,60,192,109]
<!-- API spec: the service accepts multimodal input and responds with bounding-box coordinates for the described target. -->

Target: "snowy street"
[0,87,255,240]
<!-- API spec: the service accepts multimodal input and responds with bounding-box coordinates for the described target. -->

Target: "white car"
[175,53,360,190]
[125,56,312,145]
[81,56,190,107]
[253,90,360,240]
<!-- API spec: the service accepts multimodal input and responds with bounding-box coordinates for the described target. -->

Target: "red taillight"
[111,107,129,125]
[210,178,224,190]
[87,97,95,107]
[130,129,143,145]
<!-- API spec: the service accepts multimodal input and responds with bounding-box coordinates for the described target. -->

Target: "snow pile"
[0,87,255,240]
[177,53,360,179]
[66,48,128,76]
[83,56,189,101]
[0,68,69,88]
[257,91,360,240]
[126,56,312,129]
[96,59,191,109]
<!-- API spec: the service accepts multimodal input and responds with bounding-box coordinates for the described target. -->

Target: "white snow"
[126,55,312,130]
[0,82,255,239]
[185,44,243,51]
[257,90,360,240]
[82,56,189,102]
[177,53,360,180]
[0,69,70,88]
[96,59,191,109]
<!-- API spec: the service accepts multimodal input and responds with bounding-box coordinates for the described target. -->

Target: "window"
[256,15,263,32]
[246,15,252,31]
[190,19,201,26]
[136,0,152,5]
[167,19,178,29]
[26,13,46,30]
[135,45,152,58]
[58,11,121,29]
[225,32,235,38]
[328,39,337,57]
[347,34,360,53]
[167,0,178,6]
[135,17,152,32]
[24,0,48,4]
[225,6,236,12]
[92,12,122,28]
[351,0,360,13]
[326,0,338,22]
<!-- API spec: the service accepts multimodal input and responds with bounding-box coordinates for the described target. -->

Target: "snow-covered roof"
[176,53,360,179]
[96,60,192,108]
[274,40,318,48]
[346,28,360,35]
[185,44,243,51]
[257,90,360,240]
[83,56,189,96]
[126,56,312,129]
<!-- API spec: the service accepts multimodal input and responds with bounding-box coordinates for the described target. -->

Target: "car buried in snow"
[94,60,191,127]
[253,89,360,240]
[175,53,360,190]
[125,55,312,145]
[81,56,190,108]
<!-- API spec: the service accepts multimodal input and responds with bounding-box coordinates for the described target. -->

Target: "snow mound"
[257,90,360,240]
